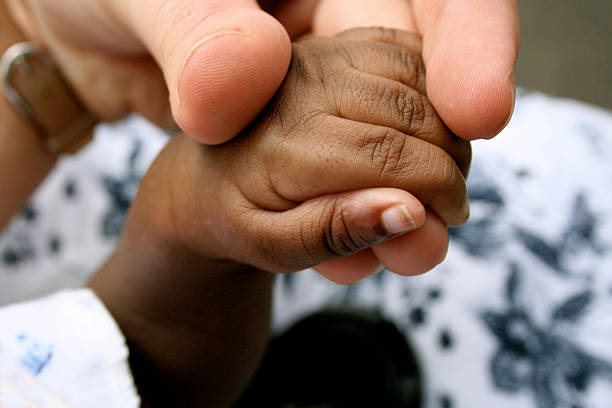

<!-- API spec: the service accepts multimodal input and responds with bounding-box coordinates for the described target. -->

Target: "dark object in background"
[237,309,422,408]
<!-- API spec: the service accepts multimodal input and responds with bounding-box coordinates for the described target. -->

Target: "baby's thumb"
[113,0,291,144]
[246,188,425,274]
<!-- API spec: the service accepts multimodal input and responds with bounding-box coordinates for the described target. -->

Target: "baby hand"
[130,28,471,283]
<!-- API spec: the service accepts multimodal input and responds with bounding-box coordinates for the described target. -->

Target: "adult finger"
[263,0,320,39]
[312,0,416,36]
[412,0,520,139]
[107,0,292,144]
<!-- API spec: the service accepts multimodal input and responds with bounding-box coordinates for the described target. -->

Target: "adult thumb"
[111,0,291,144]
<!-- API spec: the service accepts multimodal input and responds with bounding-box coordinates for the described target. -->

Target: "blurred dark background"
[515,0,612,110]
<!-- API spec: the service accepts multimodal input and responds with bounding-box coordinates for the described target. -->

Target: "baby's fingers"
[266,116,469,227]
[372,210,448,276]
[313,249,381,286]
[313,210,448,284]
[237,188,426,274]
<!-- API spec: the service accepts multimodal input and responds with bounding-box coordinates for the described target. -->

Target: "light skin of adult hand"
[269,0,520,140]
[4,0,292,143]
[5,0,518,143]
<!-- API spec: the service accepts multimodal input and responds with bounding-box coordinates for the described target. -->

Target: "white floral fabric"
[0,91,611,408]
[0,289,139,407]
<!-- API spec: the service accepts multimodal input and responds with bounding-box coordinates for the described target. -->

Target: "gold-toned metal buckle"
[1,42,95,154]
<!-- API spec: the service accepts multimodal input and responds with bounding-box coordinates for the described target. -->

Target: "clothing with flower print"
[1,92,612,407]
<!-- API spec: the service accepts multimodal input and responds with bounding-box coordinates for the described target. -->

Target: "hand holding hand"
[5,0,292,142]
[271,0,520,140]
[6,0,519,145]
[90,28,470,405]
[132,28,471,283]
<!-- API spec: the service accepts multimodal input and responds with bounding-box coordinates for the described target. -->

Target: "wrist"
[130,132,239,263]
[90,141,255,324]
[90,201,273,406]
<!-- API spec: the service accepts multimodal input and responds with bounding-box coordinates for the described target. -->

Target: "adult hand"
[5,0,518,143]
[4,0,292,143]
[263,0,517,279]
[268,0,520,140]
[130,28,470,284]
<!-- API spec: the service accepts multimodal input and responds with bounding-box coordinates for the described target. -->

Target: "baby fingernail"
[381,205,417,236]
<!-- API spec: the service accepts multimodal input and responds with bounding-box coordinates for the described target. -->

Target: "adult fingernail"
[381,205,417,236]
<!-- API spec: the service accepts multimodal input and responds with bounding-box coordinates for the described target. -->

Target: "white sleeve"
[0,289,140,408]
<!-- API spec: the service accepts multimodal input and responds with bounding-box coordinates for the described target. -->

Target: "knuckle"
[336,44,358,70]
[291,41,330,88]
[358,130,466,204]
[322,199,371,257]
[396,47,426,90]
[391,88,427,136]
[354,26,402,43]
[289,41,340,110]
[425,146,465,193]
[455,139,473,177]
[428,152,469,223]
[360,129,411,181]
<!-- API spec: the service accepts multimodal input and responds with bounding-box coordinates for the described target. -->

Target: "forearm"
[89,198,274,407]
[0,0,57,230]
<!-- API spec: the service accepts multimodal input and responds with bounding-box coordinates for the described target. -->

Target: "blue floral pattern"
[0,93,611,407]
[100,139,144,238]
[482,264,612,408]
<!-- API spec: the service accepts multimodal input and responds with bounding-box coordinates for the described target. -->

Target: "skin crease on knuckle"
[428,153,469,226]
[397,47,426,92]
[325,203,369,257]
[407,142,468,227]
[314,35,470,181]
[355,129,466,226]
[290,40,336,97]
[344,41,425,93]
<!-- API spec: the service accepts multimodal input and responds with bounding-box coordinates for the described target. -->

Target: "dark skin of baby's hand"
[157,28,470,280]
